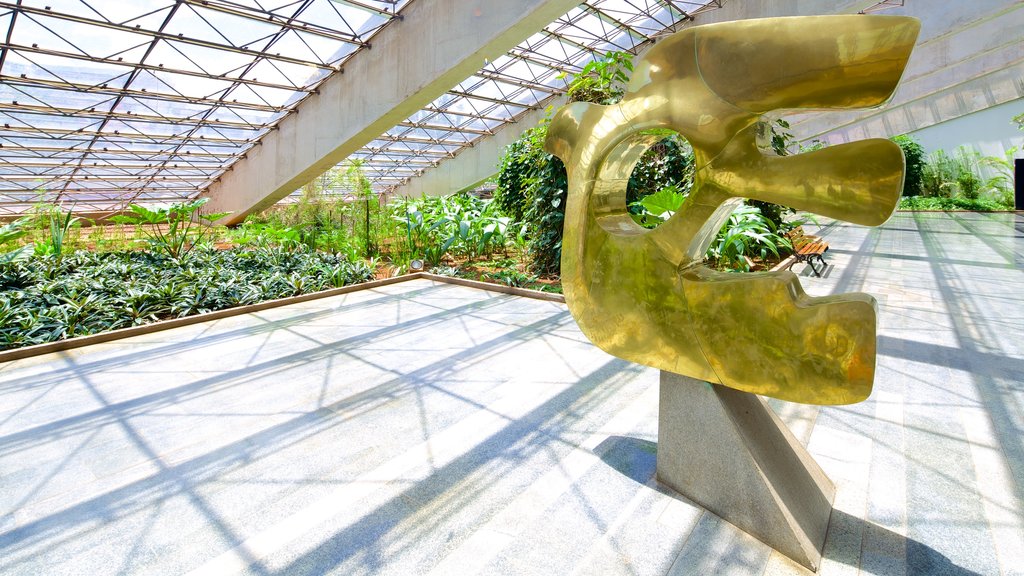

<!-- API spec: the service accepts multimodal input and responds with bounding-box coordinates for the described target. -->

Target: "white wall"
[908,98,1023,158]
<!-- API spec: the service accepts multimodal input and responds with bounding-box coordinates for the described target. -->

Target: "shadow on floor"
[595,435,984,576]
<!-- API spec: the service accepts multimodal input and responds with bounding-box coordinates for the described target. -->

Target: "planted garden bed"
[0,247,371,351]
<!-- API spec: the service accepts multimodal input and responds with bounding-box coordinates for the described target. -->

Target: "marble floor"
[0,211,1021,575]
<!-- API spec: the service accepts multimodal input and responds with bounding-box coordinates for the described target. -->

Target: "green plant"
[764,118,796,156]
[522,143,568,274]
[344,160,382,258]
[428,265,460,277]
[109,198,229,260]
[626,132,695,225]
[484,269,535,288]
[0,217,34,264]
[891,135,926,196]
[0,247,373,351]
[919,146,997,201]
[495,51,636,275]
[34,205,81,267]
[563,51,634,105]
[898,196,1009,212]
[977,147,1017,207]
[629,184,687,227]
[705,204,792,272]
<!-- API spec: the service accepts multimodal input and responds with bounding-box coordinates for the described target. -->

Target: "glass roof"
[348,0,724,193]
[0,0,723,215]
[0,0,408,215]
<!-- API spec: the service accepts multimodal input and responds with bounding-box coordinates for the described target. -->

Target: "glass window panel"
[228,82,301,107]
[26,0,174,25]
[2,52,136,87]
[9,14,150,60]
[271,29,353,65]
[0,85,114,114]
[144,41,252,77]
[167,5,279,49]
[135,67,235,99]
[1,112,98,131]
[242,58,311,88]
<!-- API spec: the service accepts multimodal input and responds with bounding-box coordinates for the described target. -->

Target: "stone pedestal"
[657,371,835,571]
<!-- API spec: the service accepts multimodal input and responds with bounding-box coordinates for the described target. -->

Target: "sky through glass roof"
[0,0,408,215]
[346,0,725,195]
[0,0,724,215]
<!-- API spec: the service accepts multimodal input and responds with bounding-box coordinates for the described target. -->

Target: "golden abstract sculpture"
[545,15,920,405]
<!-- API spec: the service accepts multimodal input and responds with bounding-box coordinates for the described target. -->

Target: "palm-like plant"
[110,198,229,260]
[706,204,792,272]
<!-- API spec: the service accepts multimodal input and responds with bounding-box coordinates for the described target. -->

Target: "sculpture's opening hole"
[626,130,695,229]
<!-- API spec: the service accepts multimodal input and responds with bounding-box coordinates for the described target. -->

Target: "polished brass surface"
[545,15,919,405]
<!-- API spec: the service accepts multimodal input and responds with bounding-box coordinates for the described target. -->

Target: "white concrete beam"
[387,0,877,198]
[391,96,566,198]
[201,0,579,225]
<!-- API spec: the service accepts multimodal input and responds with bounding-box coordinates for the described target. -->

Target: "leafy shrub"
[976,147,1017,207]
[0,247,372,351]
[0,218,34,264]
[483,269,536,288]
[897,196,1010,212]
[110,198,229,260]
[28,205,82,269]
[630,184,687,227]
[705,204,792,272]
[918,146,1015,207]
[389,193,513,267]
[494,122,567,275]
[496,51,693,275]
[891,135,926,196]
[563,50,633,105]
[626,133,694,225]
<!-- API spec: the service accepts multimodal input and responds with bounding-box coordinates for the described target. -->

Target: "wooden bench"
[786,227,829,277]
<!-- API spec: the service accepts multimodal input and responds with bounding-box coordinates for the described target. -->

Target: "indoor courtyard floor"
[0,211,1022,576]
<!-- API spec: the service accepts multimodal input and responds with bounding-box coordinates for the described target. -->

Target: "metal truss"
[347,0,725,194]
[0,0,408,216]
[0,0,725,216]
[859,1,906,14]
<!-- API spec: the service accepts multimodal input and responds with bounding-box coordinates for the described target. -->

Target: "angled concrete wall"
[788,1,1024,152]
[200,0,578,224]
[908,100,1023,158]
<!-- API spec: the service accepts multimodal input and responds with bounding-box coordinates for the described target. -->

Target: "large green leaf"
[636,186,686,220]
[0,243,33,264]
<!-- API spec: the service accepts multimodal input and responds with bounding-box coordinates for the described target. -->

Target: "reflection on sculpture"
[545,15,920,405]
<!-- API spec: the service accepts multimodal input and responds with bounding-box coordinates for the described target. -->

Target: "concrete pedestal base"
[657,371,835,571]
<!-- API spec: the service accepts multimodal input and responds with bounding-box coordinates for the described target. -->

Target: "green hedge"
[897,196,1012,212]
[0,247,372,350]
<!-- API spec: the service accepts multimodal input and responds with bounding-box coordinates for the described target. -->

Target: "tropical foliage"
[891,135,926,196]
[0,247,372,351]
[495,51,696,274]
[897,196,1009,212]
[705,204,792,272]
[908,145,1015,208]
[0,218,34,264]
[388,193,515,267]
[109,198,229,260]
